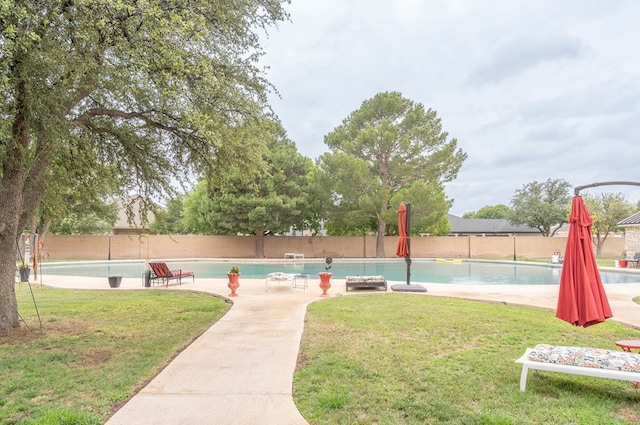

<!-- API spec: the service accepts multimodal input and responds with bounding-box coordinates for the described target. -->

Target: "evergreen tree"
[317,91,466,256]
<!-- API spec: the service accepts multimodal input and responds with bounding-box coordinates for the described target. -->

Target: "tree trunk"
[0,210,21,330]
[375,215,386,258]
[19,131,52,233]
[0,82,28,329]
[0,254,20,331]
[595,233,609,258]
[255,232,265,259]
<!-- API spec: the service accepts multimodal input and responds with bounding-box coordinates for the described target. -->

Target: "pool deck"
[32,272,640,425]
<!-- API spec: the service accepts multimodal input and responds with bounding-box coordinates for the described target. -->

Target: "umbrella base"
[391,284,427,292]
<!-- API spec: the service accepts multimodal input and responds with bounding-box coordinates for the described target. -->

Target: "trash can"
[144,270,151,287]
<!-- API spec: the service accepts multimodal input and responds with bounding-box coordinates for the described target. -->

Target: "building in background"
[112,196,155,235]
[619,212,640,257]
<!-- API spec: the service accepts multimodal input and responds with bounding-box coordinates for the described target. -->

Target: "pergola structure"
[573,181,640,196]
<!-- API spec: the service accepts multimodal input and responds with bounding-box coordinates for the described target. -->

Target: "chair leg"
[519,366,529,392]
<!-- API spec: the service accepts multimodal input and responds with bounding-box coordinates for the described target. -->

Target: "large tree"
[509,178,572,236]
[583,192,634,257]
[317,91,466,256]
[0,1,288,329]
[183,122,315,257]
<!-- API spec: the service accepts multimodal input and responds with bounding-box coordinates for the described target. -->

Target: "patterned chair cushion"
[527,344,640,373]
[346,275,385,282]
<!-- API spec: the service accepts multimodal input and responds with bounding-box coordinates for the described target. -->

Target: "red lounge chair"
[148,262,195,287]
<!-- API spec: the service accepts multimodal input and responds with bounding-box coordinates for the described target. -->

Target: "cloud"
[261,1,640,215]
[468,32,585,85]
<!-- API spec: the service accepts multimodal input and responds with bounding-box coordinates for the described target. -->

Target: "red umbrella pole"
[392,202,426,293]
[405,203,411,285]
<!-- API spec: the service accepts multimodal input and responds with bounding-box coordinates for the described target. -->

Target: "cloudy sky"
[260,0,640,216]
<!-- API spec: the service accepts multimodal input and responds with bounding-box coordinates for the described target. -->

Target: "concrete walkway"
[39,271,640,425]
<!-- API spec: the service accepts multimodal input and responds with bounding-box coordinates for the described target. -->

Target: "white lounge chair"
[345,275,387,291]
[265,272,294,292]
[515,344,640,392]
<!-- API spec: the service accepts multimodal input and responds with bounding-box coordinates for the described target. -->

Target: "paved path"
[107,289,312,425]
[39,270,640,425]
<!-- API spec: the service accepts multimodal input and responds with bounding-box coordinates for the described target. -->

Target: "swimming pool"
[38,259,640,285]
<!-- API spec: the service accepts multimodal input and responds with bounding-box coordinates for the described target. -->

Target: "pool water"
[38,260,640,285]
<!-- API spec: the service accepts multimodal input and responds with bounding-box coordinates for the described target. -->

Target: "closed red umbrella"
[396,203,409,258]
[556,196,612,327]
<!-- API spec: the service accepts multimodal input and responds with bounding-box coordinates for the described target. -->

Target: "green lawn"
[1,285,229,425]
[4,283,639,425]
[294,295,640,425]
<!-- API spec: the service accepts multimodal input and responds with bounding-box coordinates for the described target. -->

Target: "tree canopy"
[463,204,511,219]
[383,181,452,236]
[150,195,187,235]
[183,122,315,257]
[0,0,289,329]
[583,192,634,257]
[316,91,466,256]
[508,178,572,236]
[48,200,118,235]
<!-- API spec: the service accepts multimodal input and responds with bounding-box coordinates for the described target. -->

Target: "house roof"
[619,212,640,226]
[447,214,539,234]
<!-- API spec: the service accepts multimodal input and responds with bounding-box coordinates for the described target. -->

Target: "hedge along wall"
[36,234,625,261]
